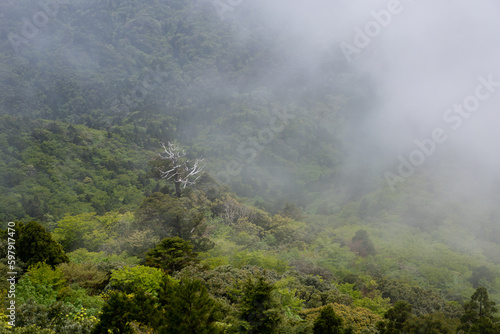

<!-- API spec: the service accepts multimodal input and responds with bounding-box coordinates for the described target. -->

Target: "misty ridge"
[0,0,500,333]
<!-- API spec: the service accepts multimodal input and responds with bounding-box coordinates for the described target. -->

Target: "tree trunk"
[175,181,181,198]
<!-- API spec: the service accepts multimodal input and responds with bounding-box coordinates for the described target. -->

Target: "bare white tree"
[157,142,205,197]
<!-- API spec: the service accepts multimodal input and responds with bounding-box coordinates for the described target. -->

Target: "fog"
[3,2,500,323]
[229,0,500,194]
[3,0,500,222]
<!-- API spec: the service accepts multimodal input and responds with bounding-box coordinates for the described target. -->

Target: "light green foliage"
[24,262,66,290]
[110,265,169,295]
[56,287,104,316]
[17,262,66,305]
[314,238,357,277]
[230,250,289,273]
[53,213,103,252]
[274,276,304,318]
[118,229,160,257]
[337,281,390,316]
[52,211,136,253]
[0,309,11,331]
[67,248,139,267]
[269,214,309,247]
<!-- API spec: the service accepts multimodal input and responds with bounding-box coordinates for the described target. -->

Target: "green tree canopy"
[151,142,205,198]
[93,277,221,334]
[349,229,375,257]
[144,237,198,274]
[313,305,344,334]
[459,287,498,333]
[238,276,282,334]
[377,301,413,334]
[110,265,166,295]
[135,192,213,251]
[7,221,68,268]
[403,312,455,334]
[157,278,222,334]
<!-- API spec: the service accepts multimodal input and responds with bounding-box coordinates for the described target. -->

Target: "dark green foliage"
[468,266,495,289]
[13,221,68,268]
[144,237,199,274]
[403,312,455,334]
[135,192,208,243]
[280,203,305,221]
[92,291,139,334]
[459,287,498,333]
[157,278,222,334]
[0,119,154,222]
[377,278,462,317]
[238,276,282,333]
[289,259,334,281]
[94,278,221,334]
[377,301,413,334]
[176,264,344,316]
[312,305,344,334]
[349,229,375,257]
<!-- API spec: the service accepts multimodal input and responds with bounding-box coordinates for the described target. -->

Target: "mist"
[226,0,500,198]
[3,0,500,203]
[2,0,500,329]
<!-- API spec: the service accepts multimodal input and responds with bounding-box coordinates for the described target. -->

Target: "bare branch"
[156,143,206,196]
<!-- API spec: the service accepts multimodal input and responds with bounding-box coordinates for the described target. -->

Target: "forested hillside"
[0,0,499,333]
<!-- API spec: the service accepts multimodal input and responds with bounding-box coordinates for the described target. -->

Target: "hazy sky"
[241,0,500,188]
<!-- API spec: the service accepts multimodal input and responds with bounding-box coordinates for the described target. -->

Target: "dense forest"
[1,0,499,333]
